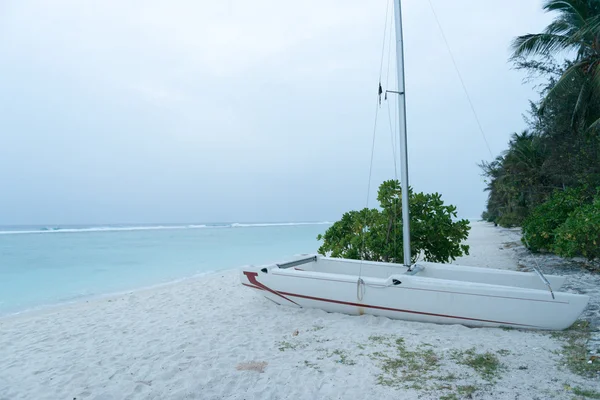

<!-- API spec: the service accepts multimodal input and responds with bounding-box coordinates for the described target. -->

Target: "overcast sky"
[0,0,552,225]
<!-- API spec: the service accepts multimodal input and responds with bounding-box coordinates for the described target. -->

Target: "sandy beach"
[1,222,598,400]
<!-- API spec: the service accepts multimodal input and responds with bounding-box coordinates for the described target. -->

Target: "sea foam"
[0,221,332,235]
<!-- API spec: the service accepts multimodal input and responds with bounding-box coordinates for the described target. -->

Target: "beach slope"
[0,222,596,400]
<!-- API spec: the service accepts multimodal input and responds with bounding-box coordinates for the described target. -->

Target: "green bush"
[317,180,471,264]
[521,187,590,252]
[553,197,600,260]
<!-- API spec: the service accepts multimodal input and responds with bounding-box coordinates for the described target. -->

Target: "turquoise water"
[0,223,330,315]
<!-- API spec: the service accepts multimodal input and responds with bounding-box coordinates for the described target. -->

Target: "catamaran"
[239,0,589,330]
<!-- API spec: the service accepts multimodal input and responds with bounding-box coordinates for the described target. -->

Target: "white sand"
[1,222,597,400]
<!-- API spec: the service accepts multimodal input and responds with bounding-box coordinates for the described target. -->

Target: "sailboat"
[239,0,589,330]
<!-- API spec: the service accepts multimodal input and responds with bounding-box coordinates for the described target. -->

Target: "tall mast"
[393,0,411,267]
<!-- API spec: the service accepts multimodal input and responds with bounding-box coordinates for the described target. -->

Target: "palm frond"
[576,13,600,36]
[579,61,600,129]
[589,60,600,93]
[584,115,600,134]
[544,18,575,35]
[541,60,586,112]
[543,0,587,25]
[571,79,593,127]
[511,33,576,58]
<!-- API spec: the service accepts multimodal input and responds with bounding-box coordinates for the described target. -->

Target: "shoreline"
[0,268,229,321]
[0,222,331,317]
[0,220,512,320]
[1,221,598,400]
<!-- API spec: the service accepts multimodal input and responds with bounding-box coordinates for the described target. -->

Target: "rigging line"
[426,0,495,159]
[387,98,398,177]
[365,0,392,218]
[378,0,392,81]
[359,0,391,289]
[386,99,399,262]
[384,3,394,89]
[359,89,381,287]
[365,96,380,212]
[385,6,398,179]
[383,6,400,263]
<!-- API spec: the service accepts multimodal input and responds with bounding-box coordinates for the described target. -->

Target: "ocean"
[0,222,331,316]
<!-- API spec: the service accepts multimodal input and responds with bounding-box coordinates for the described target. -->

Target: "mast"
[393,0,411,267]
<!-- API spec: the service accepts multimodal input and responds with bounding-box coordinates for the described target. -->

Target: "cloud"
[0,0,552,224]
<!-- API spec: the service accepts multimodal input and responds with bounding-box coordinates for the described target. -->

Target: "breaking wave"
[0,221,332,235]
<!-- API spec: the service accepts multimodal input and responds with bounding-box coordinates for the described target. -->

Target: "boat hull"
[240,256,589,330]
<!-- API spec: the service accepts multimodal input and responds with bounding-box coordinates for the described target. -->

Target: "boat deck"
[280,256,565,291]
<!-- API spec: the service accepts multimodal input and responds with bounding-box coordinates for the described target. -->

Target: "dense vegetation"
[481,0,600,260]
[317,180,470,264]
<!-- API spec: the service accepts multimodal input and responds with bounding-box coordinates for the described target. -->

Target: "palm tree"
[512,0,600,132]
[502,131,550,208]
[480,131,551,226]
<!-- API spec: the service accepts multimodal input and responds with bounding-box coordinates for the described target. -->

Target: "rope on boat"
[522,234,556,300]
[425,0,494,159]
[357,278,365,301]
[358,0,393,301]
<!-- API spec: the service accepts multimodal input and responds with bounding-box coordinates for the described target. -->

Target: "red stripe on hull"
[242,282,534,328]
[242,272,300,306]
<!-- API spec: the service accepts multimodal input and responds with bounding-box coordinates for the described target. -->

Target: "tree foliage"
[479,131,550,227]
[554,196,600,260]
[317,180,470,264]
[478,1,600,262]
[512,0,600,133]
[521,187,591,252]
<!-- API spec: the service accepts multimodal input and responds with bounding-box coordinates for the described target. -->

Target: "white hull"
[240,255,589,330]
